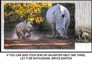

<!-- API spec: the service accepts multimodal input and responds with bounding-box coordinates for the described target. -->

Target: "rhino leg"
[16,32,21,39]
[16,29,26,40]
[21,30,27,39]
[64,22,70,38]
[16,28,21,40]
[26,32,31,38]
[50,23,56,38]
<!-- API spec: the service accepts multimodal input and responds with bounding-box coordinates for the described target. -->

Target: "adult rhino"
[15,20,33,39]
[46,4,70,38]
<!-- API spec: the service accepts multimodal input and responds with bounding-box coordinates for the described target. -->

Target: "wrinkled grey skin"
[46,4,70,38]
[15,20,33,40]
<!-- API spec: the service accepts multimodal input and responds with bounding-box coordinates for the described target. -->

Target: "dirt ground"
[4,31,75,49]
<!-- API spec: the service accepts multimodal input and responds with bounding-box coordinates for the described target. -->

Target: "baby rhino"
[15,20,33,40]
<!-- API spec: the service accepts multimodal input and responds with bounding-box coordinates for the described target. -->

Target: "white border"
[1,1,91,52]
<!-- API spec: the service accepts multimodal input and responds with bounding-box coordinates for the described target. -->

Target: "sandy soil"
[4,31,75,49]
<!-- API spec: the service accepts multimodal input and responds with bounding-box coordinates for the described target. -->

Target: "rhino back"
[16,22,25,32]
[46,5,58,24]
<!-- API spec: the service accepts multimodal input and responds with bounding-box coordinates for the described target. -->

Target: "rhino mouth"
[56,26,64,37]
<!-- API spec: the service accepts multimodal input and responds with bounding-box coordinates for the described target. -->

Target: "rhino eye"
[62,14,64,18]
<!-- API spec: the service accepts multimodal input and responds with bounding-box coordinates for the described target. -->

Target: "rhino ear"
[53,11,57,19]
[57,4,60,6]
[53,11,56,17]
[25,20,27,23]
[26,20,27,23]
[24,20,27,23]
[53,11,55,16]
